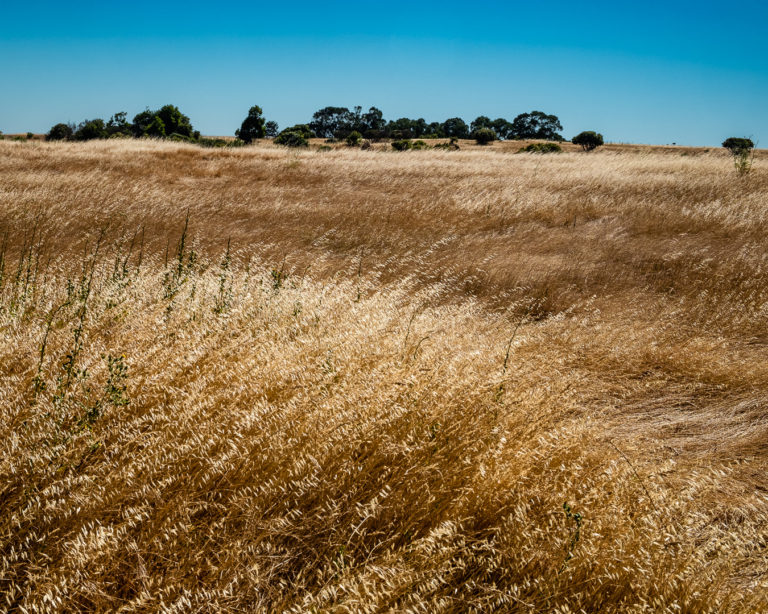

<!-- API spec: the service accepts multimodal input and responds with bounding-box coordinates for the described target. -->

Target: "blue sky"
[1,1,766,145]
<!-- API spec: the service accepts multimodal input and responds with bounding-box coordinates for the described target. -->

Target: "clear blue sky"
[1,1,766,146]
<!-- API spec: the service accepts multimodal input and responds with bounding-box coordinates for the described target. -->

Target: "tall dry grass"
[1,139,767,612]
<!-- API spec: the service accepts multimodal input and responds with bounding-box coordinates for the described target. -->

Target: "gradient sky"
[1,1,766,146]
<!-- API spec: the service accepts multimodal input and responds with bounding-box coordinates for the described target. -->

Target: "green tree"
[46,123,74,141]
[470,116,493,133]
[106,112,131,137]
[131,106,194,139]
[572,131,604,151]
[722,137,754,154]
[310,107,353,139]
[722,137,755,175]
[265,121,279,138]
[73,119,108,141]
[131,110,157,137]
[386,118,428,139]
[426,121,445,138]
[441,117,470,139]
[360,107,386,139]
[144,116,166,138]
[236,105,267,143]
[156,105,193,138]
[510,111,563,141]
[491,118,513,139]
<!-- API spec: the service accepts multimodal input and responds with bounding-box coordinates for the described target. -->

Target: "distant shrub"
[722,137,755,176]
[46,123,74,141]
[518,142,562,154]
[169,132,194,143]
[722,137,754,153]
[274,131,309,147]
[26,132,34,140]
[280,124,314,140]
[411,140,430,150]
[198,137,229,148]
[346,131,362,146]
[361,140,372,150]
[391,139,412,151]
[473,127,496,145]
[317,145,332,152]
[572,131,604,151]
[434,137,460,151]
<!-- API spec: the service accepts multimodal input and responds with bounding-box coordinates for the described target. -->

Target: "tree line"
[47,105,202,142]
[45,104,574,146]
[239,106,568,144]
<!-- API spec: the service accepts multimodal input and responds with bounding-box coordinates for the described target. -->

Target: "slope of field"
[1,139,767,612]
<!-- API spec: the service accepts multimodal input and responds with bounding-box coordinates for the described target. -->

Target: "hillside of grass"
[1,139,767,612]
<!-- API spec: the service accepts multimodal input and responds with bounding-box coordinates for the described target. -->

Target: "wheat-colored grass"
[1,139,767,612]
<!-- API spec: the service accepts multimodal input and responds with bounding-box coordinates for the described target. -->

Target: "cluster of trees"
[46,103,614,152]
[47,105,201,142]
[285,107,566,142]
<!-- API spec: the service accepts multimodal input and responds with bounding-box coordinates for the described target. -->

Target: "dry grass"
[1,138,767,612]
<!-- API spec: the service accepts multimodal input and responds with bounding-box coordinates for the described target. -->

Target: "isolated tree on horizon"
[572,131,604,151]
[236,105,267,143]
[722,137,755,175]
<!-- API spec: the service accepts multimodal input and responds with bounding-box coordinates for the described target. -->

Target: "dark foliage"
[46,123,74,141]
[73,119,108,141]
[510,111,563,141]
[473,127,497,145]
[274,129,309,147]
[236,105,266,143]
[572,131,604,151]
[346,131,362,146]
[441,117,470,139]
[105,112,131,137]
[722,137,754,153]
[265,121,279,138]
[518,142,562,154]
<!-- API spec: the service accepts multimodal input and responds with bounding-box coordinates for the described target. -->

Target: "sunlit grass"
[1,139,767,612]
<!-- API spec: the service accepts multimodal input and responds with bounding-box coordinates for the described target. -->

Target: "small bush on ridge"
[518,142,562,154]
[572,131,604,152]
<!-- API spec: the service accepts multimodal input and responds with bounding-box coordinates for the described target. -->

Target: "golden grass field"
[1,138,767,612]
